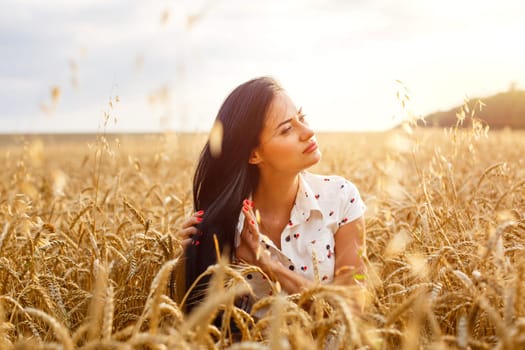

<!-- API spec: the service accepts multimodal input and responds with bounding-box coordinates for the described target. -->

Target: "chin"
[314,149,322,161]
[307,151,322,166]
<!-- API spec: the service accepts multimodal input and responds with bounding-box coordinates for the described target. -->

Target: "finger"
[245,216,259,241]
[242,212,262,261]
[242,206,256,236]
[181,212,204,229]
[240,207,259,250]
[181,238,192,248]
[242,199,257,220]
[242,199,254,209]
[245,218,262,260]
[242,201,253,220]
[178,226,198,240]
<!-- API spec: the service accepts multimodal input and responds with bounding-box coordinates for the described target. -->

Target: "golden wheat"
[0,126,524,349]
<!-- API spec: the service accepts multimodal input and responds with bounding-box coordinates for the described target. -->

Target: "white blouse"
[235,171,366,300]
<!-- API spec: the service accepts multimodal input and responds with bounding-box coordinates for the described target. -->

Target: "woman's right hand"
[177,210,204,248]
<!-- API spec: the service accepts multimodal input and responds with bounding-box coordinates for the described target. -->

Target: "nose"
[299,123,315,142]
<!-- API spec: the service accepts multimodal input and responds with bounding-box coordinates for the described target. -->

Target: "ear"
[248,148,263,165]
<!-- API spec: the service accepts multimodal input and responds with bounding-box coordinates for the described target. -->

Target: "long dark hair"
[183,77,282,312]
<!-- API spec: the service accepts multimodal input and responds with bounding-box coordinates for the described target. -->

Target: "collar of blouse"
[288,172,324,229]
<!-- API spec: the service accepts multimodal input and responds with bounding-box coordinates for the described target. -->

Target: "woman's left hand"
[235,199,270,268]
[234,200,317,294]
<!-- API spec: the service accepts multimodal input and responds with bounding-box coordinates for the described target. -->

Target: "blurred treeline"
[420,88,525,129]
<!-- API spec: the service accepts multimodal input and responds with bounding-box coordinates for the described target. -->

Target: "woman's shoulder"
[302,172,366,222]
[302,172,360,205]
[301,172,360,197]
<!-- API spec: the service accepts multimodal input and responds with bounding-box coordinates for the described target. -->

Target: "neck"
[253,170,300,217]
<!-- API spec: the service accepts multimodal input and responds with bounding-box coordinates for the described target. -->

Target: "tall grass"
[0,123,524,348]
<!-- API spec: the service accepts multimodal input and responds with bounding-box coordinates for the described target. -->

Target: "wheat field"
[1,125,524,349]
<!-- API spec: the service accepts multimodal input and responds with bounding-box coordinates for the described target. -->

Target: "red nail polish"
[243,206,248,212]
[250,220,255,225]
[197,210,204,215]
[197,217,203,222]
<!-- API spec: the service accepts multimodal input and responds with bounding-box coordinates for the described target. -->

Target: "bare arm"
[333,216,366,285]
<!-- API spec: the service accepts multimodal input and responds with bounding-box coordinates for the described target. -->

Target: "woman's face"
[249,91,321,173]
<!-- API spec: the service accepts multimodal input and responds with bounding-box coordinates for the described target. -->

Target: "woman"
[177,77,366,313]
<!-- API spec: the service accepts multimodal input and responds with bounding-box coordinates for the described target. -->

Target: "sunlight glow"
[1,0,524,133]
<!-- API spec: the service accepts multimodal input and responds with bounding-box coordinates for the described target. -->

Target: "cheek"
[259,141,297,167]
[266,140,296,158]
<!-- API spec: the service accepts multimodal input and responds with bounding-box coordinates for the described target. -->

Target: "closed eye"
[275,107,306,136]
[280,114,307,135]
[280,125,293,135]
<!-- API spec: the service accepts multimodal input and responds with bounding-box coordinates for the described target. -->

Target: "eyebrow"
[275,107,303,130]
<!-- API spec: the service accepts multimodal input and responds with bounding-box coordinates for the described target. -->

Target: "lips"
[303,142,318,154]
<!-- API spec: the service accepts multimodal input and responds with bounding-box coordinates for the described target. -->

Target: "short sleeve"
[338,179,366,228]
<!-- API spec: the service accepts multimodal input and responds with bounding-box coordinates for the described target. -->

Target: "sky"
[1,0,524,133]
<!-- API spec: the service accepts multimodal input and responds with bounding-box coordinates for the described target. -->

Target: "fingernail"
[250,220,255,225]
[197,217,203,222]
[197,210,204,215]
[248,200,254,207]
[242,206,248,212]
